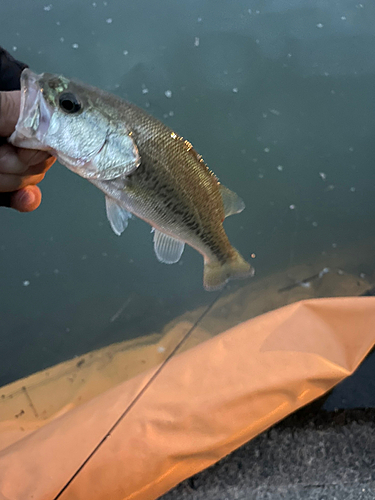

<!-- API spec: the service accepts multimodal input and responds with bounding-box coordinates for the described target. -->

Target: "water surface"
[0,0,374,407]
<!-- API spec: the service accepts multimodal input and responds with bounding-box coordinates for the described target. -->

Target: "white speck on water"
[350,186,356,192]
[264,147,270,153]
[332,243,337,248]
[341,16,347,20]
[289,204,295,210]
[123,50,128,55]
[312,221,318,227]
[106,18,112,23]
[102,252,108,257]
[258,173,264,179]
[337,269,344,275]
[262,112,268,118]
[360,273,366,279]
[81,254,87,260]
[287,53,292,58]
[197,17,202,22]
[319,172,327,180]
[300,281,311,288]
[72,43,79,49]
[316,23,324,28]
[165,90,172,98]
[326,184,335,191]
[255,39,260,45]
[23,280,30,287]
[92,2,97,5]
[103,1,107,5]
[157,346,166,353]
[114,83,120,89]
[319,267,330,278]
[194,37,200,47]
[232,87,238,93]
[53,269,59,275]
[141,86,149,94]
[44,4,52,11]
[169,111,174,116]
[324,72,329,76]
[60,37,65,42]
[255,10,260,14]
[56,21,61,26]
[269,109,280,116]
[248,8,252,14]
[349,146,354,152]
[277,165,283,171]
[12,46,17,52]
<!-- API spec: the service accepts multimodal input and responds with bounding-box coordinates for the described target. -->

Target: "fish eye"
[59,92,82,114]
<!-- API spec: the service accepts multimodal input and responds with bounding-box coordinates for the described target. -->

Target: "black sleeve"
[0,46,28,91]
[0,47,29,207]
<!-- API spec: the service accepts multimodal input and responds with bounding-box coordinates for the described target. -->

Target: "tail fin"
[203,250,254,291]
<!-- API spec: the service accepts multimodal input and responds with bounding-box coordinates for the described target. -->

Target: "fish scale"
[121,125,232,262]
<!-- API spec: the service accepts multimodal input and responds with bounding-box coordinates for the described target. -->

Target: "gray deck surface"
[161,408,375,500]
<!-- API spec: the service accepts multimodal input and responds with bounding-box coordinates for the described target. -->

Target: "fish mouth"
[11,68,53,144]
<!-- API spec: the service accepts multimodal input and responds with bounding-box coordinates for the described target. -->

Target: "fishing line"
[53,287,226,499]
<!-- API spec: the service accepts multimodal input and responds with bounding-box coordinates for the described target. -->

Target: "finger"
[0,172,45,192]
[0,91,21,136]
[0,144,55,175]
[11,186,42,212]
[0,143,27,174]
[24,156,55,175]
[0,185,42,212]
[17,148,55,170]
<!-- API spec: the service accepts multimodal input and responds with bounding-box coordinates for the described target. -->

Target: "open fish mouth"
[12,68,53,144]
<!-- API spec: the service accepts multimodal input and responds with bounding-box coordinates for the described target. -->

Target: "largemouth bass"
[10,69,254,290]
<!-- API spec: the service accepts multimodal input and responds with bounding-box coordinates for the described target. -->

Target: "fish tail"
[203,250,254,291]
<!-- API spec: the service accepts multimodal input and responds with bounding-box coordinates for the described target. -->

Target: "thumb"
[0,91,21,137]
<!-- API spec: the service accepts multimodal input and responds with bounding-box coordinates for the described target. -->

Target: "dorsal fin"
[220,185,245,218]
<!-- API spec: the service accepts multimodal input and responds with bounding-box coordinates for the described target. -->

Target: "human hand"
[0,91,55,212]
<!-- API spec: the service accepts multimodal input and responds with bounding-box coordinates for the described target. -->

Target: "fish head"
[10,69,140,180]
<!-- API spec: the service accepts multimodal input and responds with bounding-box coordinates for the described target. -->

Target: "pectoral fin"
[153,229,185,264]
[220,185,245,218]
[105,196,132,236]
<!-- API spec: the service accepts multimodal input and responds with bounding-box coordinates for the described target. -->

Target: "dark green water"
[1,0,374,407]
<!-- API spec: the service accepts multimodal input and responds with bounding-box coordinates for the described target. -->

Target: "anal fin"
[153,229,185,264]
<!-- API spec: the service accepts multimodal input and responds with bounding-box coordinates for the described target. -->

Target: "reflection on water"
[0,1,374,408]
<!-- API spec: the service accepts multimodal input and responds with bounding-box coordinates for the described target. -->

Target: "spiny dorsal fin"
[220,184,245,218]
